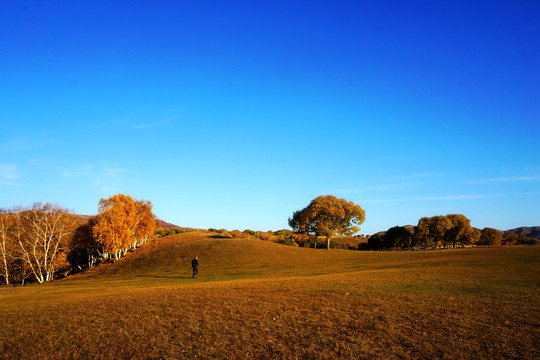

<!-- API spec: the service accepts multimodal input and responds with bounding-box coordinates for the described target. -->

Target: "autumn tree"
[93,194,157,261]
[444,224,480,248]
[68,216,101,269]
[480,228,501,247]
[413,215,453,249]
[444,214,479,248]
[289,195,365,250]
[0,209,13,284]
[11,203,77,283]
[384,226,412,250]
[2,209,32,285]
[517,234,537,245]
[133,199,157,248]
[501,232,518,246]
[367,233,385,250]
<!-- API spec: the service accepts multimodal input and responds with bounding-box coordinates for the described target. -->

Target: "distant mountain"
[72,214,93,224]
[403,225,415,234]
[504,227,540,240]
[157,219,185,229]
[72,215,184,230]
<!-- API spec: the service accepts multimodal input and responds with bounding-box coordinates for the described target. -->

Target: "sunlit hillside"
[1,232,538,359]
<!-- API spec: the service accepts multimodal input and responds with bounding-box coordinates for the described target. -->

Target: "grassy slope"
[0,232,539,359]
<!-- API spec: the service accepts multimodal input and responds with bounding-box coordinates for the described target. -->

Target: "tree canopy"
[384,226,412,250]
[289,195,365,250]
[93,194,157,261]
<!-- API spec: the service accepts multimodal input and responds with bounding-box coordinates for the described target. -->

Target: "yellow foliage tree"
[289,195,365,250]
[133,199,157,247]
[93,194,156,261]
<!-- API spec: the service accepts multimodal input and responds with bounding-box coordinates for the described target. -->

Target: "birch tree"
[93,194,156,260]
[14,203,77,283]
[0,208,13,284]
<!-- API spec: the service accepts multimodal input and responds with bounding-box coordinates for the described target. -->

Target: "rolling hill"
[73,232,368,282]
[1,231,539,359]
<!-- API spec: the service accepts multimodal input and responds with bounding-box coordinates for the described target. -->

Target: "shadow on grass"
[209,235,232,239]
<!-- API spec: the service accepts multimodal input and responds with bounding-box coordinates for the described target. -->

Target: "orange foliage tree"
[480,227,502,247]
[93,194,157,261]
[289,195,365,250]
[413,215,453,248]
[414,214,479,249]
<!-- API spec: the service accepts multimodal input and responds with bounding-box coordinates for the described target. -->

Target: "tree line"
[0,194,157,285]
[363,215,536,251]
[2,193,536,285]
[287,196,536,250]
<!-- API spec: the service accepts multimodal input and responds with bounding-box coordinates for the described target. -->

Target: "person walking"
[192,256,199,278]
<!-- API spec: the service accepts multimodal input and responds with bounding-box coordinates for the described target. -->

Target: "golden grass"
[0,233,538,359]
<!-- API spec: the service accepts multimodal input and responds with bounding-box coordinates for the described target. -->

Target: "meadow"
[0,232,538,359]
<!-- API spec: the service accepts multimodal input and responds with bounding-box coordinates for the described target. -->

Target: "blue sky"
[1,1,538,234]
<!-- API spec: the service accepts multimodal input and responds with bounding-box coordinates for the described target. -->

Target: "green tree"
[289,195,365,250]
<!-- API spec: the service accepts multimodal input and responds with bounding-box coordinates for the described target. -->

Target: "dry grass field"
[1,232,539,359]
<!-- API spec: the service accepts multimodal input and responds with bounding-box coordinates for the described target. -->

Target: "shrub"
[230,230,249,239]
[256,232,274,241]
[276,238,297,246]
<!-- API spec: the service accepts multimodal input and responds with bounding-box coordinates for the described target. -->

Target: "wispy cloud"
[104,167,130,178]
[390,173,449,180]
[363,191,540,203]
[61,165,95,179]
[464,176,540,184]
[91,167,134,194]
[0,164,25,186]
[6,136,58,151]
[131,119,171,130]
[377,153,438,160]
[0,164,19,180]
[28,158,47,168]
[329,182,419,195]
[132,123,155,129]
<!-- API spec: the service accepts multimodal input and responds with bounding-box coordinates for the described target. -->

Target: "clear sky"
[1,1,538,234]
